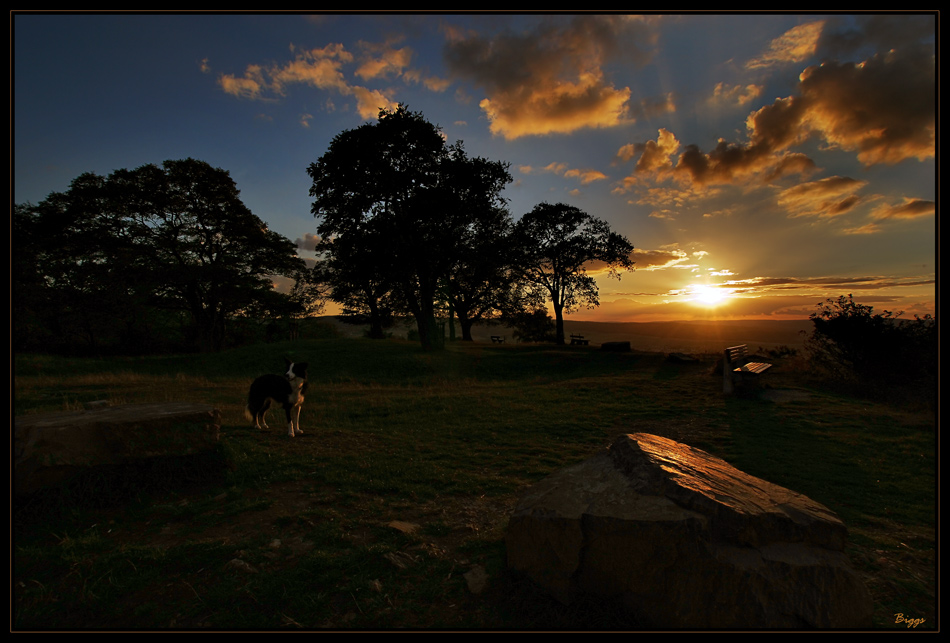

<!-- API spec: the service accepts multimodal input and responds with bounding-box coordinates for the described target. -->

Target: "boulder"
[14,402,221,495]
[506,433,873,629]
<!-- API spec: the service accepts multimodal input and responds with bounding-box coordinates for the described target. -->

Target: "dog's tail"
[244,404,253,422]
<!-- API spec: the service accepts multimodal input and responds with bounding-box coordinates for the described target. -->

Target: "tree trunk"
[459,316,475,341]
[553,302,566,345]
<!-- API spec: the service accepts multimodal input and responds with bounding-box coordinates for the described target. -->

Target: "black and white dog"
[245,358,309,437]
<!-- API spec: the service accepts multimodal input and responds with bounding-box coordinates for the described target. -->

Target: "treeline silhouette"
[14,107,634,355]
[14,158,318,355]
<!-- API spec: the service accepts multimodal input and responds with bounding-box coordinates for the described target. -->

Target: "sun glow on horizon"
[689,284,732,307]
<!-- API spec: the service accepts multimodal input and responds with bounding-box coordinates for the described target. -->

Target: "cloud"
[817,14,936,59]
[870,198,935,220]
[521,161,607,185]
[674,139,816,188]
[564,168,608,184]
[777,176,867,218]
[354,38,413,81]
[709,82,763,109]
[295,232,321,251]
[749,45,935,166]
[841,222,882,236]
[217,42,399,119]
[747,28,936,166]
[443,15,659,139]
[724,274,935,294]
[218,63,268,100]
[630,248,690,271]
[617,33,933,193]
[745,21,825,69]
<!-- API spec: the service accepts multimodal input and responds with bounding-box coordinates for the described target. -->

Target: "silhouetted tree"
[444,207,533,341]
[312,224,401,339]
[308,105,512,350]
[15,159,306,353]
[514,202,634,345]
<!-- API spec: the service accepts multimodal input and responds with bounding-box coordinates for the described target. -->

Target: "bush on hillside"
[503,309,557,343]
[806,294,936,394]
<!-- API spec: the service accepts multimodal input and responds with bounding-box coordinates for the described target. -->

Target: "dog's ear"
[284,357,292,366]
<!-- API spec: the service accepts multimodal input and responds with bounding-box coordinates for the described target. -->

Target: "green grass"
[13,337,936,630]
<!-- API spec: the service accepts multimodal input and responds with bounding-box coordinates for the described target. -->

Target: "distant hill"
[317,316,814,355]
[552,319,813,354]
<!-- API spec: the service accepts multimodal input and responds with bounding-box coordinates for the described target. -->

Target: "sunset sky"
[13,12,937,323]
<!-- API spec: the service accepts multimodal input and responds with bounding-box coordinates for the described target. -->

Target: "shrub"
[503,309,557,343]
[806,294,936,389]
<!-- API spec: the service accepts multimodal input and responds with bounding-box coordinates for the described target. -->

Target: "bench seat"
[723,345,772,393]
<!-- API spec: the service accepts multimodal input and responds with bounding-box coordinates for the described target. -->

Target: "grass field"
[12,332,937,630]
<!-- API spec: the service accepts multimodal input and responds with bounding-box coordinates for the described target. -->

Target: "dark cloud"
[442,15,659,138]
[817,14,935,59]
[759,45,936,166]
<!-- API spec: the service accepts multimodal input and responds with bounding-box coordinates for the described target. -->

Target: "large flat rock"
[15,402,221,495]
[506,433,873,629]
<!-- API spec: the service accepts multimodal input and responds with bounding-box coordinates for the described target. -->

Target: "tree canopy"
[514,202,635,345]
[15,158,309,353]
[308,105,513,350]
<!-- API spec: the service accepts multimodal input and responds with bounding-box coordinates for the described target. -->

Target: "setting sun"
[690,284,731,306]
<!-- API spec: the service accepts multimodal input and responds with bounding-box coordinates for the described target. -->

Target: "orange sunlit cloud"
[218,42,400,119]
[617,31,933,197]
[749,46,936,166]
[745,21,825,69]
[870,198,935,220]
[354,38,413,81]
[520,162,608,186]
[443,15,660,139]
[709,82,763,109]
[777,176,867,218]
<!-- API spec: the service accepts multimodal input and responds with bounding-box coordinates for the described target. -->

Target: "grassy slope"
[13,336,936,630]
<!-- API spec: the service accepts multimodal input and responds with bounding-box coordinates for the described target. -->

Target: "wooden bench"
[570,334,590,346]
[723,344,772,394]
[490,335,505,344]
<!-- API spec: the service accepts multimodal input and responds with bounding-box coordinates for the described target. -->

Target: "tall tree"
[514,202,635,345]
[308,105,512,350]
[445,210,534,341]
[313,224,401,339]
[15,159,306,353]
[136,159,304,351]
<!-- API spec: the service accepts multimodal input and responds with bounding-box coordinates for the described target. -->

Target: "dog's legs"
[259,399,271,430]
[293,404,303,436]
[284,405,296,437]
[248,406,264,430]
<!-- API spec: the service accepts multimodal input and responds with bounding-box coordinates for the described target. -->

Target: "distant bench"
[570,334,590,346]
[723,344,772,394]
[491,335,506,344]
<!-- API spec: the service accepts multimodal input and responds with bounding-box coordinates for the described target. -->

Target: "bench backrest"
[724,344,749,366]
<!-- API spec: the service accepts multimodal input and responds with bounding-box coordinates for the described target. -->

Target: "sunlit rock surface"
[506,433,873,629]
[15,402,221,495]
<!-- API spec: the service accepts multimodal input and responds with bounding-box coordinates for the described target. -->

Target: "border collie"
[245,358,309,437]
